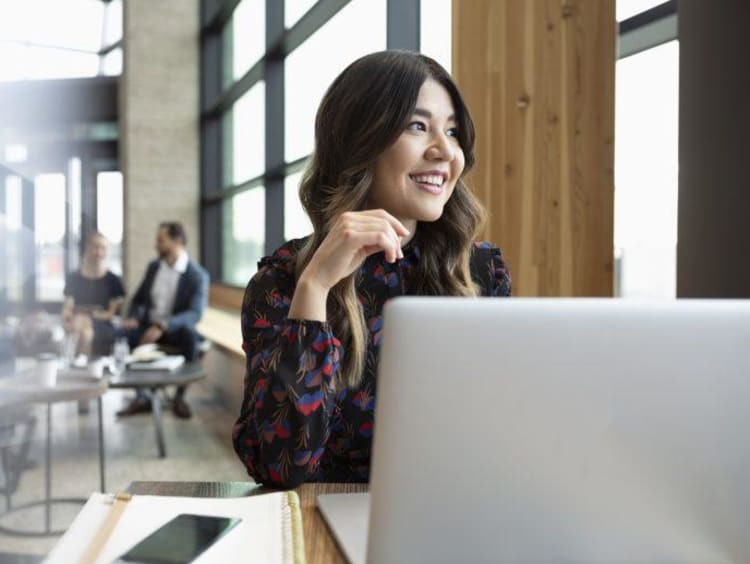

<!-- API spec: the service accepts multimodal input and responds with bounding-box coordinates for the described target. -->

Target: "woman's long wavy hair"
[296,50,486,389]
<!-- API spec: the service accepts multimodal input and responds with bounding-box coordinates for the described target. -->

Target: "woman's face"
[86,237,108,264]
[368,78,465,234]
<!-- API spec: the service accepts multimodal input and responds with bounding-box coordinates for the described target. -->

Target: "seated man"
[117,222,209,419]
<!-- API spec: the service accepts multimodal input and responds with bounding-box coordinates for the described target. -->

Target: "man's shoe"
[172,398,192,419]
[116,397,152,417]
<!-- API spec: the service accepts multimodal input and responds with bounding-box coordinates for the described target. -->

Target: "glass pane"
[3,176,24,302]
[0,1,103,52]
[223,187,266,286]
[285,0,319,29]
[223,80,266,187]
[68,158,82,273]
[3,46,99,81]
[614,40,678,298]
[285,0,387,162]
[103,0,123,46]
[617,0,668,22]
[284,171,313,241]
[29,46,99,80]
[101,47,123,76]
[420,0,452,73]
[0,44,27,82]
[96,171,124,275]
[5,177,22,232]
[34,173,66,302]
[223,0,265,89]
[4,144,28,163]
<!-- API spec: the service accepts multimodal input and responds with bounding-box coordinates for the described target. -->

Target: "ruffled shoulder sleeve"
[241,237,308,327]
[470,241,512,297]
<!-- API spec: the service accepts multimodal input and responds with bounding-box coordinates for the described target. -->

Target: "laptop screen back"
[368,298,750,564]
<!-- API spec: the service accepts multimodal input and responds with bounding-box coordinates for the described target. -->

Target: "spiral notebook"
[46,490,305,564]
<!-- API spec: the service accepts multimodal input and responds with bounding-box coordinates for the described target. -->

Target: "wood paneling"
[209,283,244,311]
[453,0,615,296]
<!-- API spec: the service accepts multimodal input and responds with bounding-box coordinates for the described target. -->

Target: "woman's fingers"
[356,209,410,238]
[305,209,411,290]
[341,229,401,263]
[340,218,404,259]
[342,217,403,262]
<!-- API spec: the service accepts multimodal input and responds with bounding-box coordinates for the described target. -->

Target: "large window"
[614,1,678,298]
[224,81,266,187]
[0,2,123,310]
[419,0,451,73]
[34,173,66,301]
[223,0,266,89]
[2,176,25,303]
[201,0,435,287]
[0,158,122,309]
[223,187,266,286]
[0,0,123,82]
[284,0,386,163]
[97,171,124,275]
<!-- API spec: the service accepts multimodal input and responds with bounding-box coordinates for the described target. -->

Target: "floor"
[0,378,250,562]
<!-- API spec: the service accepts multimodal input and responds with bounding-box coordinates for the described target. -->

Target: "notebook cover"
[46,490,306,564]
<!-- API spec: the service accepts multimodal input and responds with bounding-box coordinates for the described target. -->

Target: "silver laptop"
[317,298,750,564]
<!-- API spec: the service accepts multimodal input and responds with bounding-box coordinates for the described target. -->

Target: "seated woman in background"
[62,231,125,359]
[233,50,511,489]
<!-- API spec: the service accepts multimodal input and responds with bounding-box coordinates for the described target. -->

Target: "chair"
[0,407,38,511]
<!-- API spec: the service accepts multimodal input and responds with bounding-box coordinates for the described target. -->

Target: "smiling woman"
[232,50,512,489]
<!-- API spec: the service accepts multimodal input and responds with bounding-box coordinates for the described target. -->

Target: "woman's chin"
[416,207,447,223]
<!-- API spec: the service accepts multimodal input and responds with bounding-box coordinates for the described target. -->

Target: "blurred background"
[0,0,748,560]
[0,0,692,309]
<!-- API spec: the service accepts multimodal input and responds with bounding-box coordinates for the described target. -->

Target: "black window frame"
[200,0,420,288]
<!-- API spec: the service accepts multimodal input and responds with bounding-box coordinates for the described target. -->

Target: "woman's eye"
[446,127,459,137]
[407,121,427,132]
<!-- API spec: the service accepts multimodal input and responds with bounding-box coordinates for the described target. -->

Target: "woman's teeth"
[409,174,444,186]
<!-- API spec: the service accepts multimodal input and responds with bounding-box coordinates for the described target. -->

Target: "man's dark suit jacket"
[127,258,209,333]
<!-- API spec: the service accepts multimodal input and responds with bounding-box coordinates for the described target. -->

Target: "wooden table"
[108,362,205,458]
[126,481,369,563]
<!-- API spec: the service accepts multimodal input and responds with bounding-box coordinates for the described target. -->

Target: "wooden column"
[453,0,615,296]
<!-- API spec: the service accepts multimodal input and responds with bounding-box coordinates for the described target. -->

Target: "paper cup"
[88,357,106,378]
[36,354,58,387]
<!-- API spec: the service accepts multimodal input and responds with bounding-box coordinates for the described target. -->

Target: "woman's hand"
[121,318,140,330]
[302,209,410,291]
[288,209,410,322]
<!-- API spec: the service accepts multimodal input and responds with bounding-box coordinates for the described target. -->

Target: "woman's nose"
[426,133,455,161]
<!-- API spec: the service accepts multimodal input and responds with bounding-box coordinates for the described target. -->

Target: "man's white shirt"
[149,250,189,327]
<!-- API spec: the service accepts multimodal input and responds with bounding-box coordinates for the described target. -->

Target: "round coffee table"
[0,370,108,536]
[108,362,205,458]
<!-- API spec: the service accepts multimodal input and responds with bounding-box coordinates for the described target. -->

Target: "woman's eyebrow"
[413,107,457,122]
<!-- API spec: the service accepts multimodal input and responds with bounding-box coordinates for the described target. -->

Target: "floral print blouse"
[232,236,511,488]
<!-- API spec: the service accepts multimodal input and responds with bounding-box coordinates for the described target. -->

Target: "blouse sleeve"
[472,242,512,297]
[232,258,342,488]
